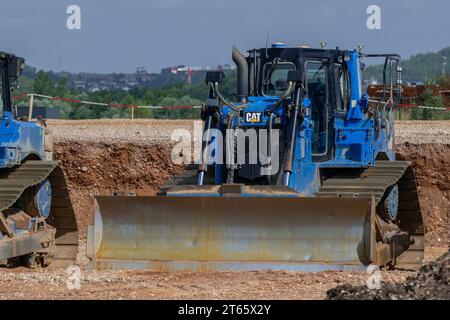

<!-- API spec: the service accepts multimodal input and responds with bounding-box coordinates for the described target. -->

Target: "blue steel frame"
[0,111,45,167]
[0,52,45,168]
[0,52,48,233]
[186,48,400,197]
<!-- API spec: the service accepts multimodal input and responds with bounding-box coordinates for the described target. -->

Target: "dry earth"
[0,119,448,300]
[328,251,449,300]
[0,267,415,300]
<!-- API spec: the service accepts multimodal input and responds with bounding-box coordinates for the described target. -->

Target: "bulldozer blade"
[87,196,373,271]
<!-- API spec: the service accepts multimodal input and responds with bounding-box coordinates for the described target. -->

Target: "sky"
[0,0,449,73]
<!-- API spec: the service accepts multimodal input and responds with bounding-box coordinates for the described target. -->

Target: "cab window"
[306,61,328,156]
[262,61,295,96]
[335,64,349,111]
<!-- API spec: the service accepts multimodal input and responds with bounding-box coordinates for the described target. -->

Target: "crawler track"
[158,164,213,195]
[0,161,78,267]
[317,161,424,269]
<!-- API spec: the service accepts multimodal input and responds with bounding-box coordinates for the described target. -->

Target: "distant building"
[218,64,235,70]
[161,65,185,75]
[61,62,235,91]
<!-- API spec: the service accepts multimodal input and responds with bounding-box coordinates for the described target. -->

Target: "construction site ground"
[0,119,448,300]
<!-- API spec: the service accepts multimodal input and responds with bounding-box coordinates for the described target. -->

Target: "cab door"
[305,60,333,162]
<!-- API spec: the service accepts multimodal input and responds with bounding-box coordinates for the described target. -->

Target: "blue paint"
[172,47,398,199]
[271,42,287,49]
[0,112,45,167]
[0,111,49,227]
[346,50,364,121]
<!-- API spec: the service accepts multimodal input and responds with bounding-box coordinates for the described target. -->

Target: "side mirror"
[205,71,225,84]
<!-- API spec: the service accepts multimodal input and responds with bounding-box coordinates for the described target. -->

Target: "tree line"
[13,62,448,120]
[13,69,238,119]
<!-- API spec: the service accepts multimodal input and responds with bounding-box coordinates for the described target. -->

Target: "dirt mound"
[327,251,450,300]
[53,141,184,237]
[55,141,183,190]
[396,143,450,248]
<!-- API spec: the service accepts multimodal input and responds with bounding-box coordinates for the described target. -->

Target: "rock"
[327,251,450,300]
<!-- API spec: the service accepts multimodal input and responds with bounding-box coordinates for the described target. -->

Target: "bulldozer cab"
[249,46,347,162]
[245,45,402,166]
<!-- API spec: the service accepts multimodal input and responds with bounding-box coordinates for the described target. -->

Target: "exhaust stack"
[232,46,249,103]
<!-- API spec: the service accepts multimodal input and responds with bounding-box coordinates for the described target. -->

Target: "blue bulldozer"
[88,44,424,271]
[0,52,77,268]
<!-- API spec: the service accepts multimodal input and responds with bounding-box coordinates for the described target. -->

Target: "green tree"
[157,95,202,119]
[33,71,54,95]
[69,105,93,119]
[55,77,69,97]
[363,47,450,83]
[419,87,444,120]
[15,75,34,95]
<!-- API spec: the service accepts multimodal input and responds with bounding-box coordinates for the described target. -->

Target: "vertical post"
[28,94,34,121]
[131,107,135,120]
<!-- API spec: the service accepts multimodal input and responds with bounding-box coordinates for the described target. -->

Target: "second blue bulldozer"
[0,52,78,268]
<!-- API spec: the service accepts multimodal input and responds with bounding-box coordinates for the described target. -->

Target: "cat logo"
[245,112,262,123]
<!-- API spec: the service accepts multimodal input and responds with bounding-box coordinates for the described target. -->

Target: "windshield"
[262,61,295,96]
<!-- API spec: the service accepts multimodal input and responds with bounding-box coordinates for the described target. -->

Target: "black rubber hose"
[284,88,302,175]
[212,82,241,113]
[266,81,296,114]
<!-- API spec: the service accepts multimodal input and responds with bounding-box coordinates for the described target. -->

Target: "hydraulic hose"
[267,81,296,113]
[225,113,237,183]
[266,113,275,184]
[283,87,302,186]
[212,82,244,113]
[197,113,213,185]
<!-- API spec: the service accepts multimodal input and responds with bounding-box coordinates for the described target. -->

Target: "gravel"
[396,121,450,145]
[327,251,450,300]
[47,119,202,145]
[47,119,450,145]
[0,267,414,300]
